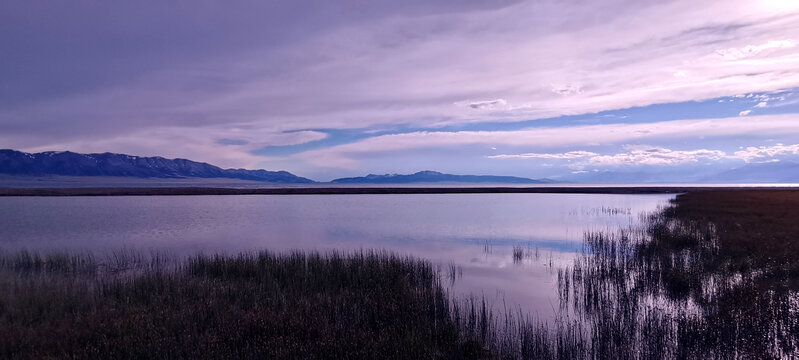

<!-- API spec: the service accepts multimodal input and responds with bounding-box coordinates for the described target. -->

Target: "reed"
[0,250,488,359]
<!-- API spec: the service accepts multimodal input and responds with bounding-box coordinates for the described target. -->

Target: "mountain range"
[332,171,552,184]
[3,149,791,185]
[0,149,314,183]
[0,149,553,184]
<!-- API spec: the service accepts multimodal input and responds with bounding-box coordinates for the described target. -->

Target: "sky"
[2,0,799,182]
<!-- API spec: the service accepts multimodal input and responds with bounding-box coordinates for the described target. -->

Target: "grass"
[667,190,799,287]
[0,250,489,359]
[512,246,524,263]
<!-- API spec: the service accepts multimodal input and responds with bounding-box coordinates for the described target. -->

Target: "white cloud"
[551,83,583,96]
[716,40,796,60]
[755,101,768,108]
[739,110,752,116]
[296,114,799,168]
[489,146,726,166]
[734,143,799,162]
[588,146,726,166]
[489,142,799,167]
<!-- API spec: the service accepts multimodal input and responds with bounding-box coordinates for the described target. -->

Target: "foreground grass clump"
[0,250,485,359]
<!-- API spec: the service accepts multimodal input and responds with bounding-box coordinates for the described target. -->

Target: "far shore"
[2,185,799,196]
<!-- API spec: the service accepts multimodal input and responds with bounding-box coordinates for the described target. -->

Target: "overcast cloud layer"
[2,0,799,181]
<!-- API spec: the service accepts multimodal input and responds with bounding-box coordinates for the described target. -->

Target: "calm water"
[0,193,672,315]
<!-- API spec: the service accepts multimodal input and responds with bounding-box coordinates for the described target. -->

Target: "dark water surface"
[0,193,672,315]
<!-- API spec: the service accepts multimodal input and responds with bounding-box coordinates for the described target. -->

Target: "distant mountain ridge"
[331,170,552,184]
[705,161,799,183]
[0,150,557,185]
[0,149,314,183]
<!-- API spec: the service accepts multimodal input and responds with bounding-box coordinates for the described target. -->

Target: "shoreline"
[2,185,799,196]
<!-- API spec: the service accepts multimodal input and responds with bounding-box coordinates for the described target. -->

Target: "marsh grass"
[512,246,524,263]
[0,249,490,359]
[537,203,799,359]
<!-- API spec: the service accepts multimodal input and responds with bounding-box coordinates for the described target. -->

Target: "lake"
[0,193,672,316]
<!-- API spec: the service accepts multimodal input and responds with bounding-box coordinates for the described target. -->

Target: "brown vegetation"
[0,251,486,359]
[672,190,799,285]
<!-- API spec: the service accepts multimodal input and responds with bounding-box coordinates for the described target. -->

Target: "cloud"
[755,101,768,108]
[3,0,799,164]
[588,146,727,166]
[295,114,799,168]
[739,110,752,116]
[10,127,327,169]
[715,39,796,60]
[466,99,508,110]
[487,151,597,159]
[489,145,726,166]
[734,143,799,162]
[490,142,799,167]
[3,0,799,177]
[551,84,583,96]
